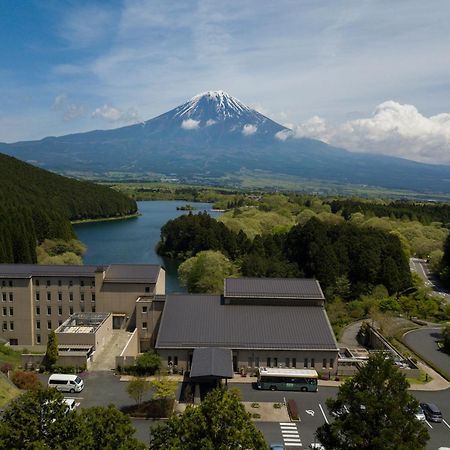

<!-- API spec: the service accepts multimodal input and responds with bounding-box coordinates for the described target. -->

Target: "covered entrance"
[112,314,126,329]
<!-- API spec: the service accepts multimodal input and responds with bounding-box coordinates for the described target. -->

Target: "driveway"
[404,327,450,379]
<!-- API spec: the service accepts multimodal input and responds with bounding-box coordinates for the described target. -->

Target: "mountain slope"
[0,153,137,263]
[1,91,450,193]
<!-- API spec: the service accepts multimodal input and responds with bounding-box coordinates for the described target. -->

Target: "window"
[304,358,308,368]
[69,293,73,302]
[8,280,12,287]
[35,292,40,301]
[47,292,51,301]
[36,335,41,344]
[69,280,73,287]
[91,280,95,287]
[46,280,50,287]
[58,280,62,287]
[47,320,52,330]
[58,292,62,301]
[2,322,6,331]
[142,322,147,329]
[80,304,84,312]
[323,359,327,369]
[91,293,95,302]
[92,305,96,313]
[36,320,40,329]
[330,358,334,368]
[69,306,73,315]
[9,322,14,331]
[58,320,62,326]
[80,280,84,287]
[35,279,40,286]
[145,286,150,293]
[311,358,315,368]
[267,357,271,367]
[9,308,13,316]
[36,306,40,315]
[174,356,178,366]
[2,308,6,316]
[2,293,6,302]
[285,358,290,368]
[58,306,62,316]
[9,338,17,345]
[9,293,13,302]
[1,281,5,287]
[80,293,85,302]
[255,357,260,367]
[142,306,147,313]
[292,358,297,368]
[47,307,51,315]
[274,358,278,367]
[168,356,172,364]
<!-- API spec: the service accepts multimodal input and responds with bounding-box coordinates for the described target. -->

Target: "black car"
[420,402,442,422]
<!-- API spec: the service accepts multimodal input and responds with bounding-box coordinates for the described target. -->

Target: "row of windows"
[36,320,62,330]
[167,356,179,366]
[35,292,95,302]
[2,307,13,316]
[1,280,13,288]
[2,321,14,331]
[1,293,13,302]
[35,304,96,316]
[34,279,95,287]
[263,357,335,369]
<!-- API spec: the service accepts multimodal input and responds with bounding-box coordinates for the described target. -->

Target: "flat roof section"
[224,278,325,300]
[0,264,101,279]
[156,295,338,351]
[103,264,161,284]
[57,312,110,334]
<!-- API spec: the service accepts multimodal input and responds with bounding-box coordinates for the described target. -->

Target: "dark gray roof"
[224,278,324,300]
[103,264,161,283]
[0,264,101,279]
[156,295,338,351]
[190,348,233,379]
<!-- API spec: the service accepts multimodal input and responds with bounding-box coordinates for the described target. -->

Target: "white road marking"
[443,419,450,429]
[425,420,433,429]
[319,403,329,425]
[305,409,315,416]
[280,422,295,425]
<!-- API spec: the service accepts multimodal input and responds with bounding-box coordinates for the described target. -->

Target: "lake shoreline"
[71,213,141,225]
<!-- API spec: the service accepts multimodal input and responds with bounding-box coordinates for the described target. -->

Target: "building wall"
[155,270,165,295]
[136,299,165,350]
[1,278,33,346]
[157,348,339,374]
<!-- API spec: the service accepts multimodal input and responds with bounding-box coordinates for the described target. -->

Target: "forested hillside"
[0,153,137,263]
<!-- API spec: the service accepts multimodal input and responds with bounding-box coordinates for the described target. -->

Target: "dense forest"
[157,213,411,296]
[0,153,137,264]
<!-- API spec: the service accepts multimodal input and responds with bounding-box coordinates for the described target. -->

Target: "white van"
[48,374,84,393]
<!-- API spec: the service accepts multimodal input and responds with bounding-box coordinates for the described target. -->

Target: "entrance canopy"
[190,347,233,380]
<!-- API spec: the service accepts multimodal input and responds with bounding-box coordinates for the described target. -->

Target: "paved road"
[404,328,450,380]
[410,258,450,303]
[38,373,450,449]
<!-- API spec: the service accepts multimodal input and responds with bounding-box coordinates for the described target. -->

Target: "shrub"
[250,402,260,408]
[273,403,282,409]
[251,413,261,419]
[0,363,14,374]
[121,398,174,418]
[287,399,299,420]
[11,370,41,391]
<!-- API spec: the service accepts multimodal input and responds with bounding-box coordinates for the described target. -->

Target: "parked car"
[415,405,426,422]
[270,444,284,450]
[420,402,442,422]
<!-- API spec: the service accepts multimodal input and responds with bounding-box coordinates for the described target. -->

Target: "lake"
[73,201,221,292]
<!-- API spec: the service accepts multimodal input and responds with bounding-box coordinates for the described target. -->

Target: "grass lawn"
[406,371,432,385]
[0,373,20,408]
[0,344,21,368]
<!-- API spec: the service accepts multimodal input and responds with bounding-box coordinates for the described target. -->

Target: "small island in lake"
[176,204,197,211]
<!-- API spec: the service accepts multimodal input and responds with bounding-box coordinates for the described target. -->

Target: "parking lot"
[39,372,450,449]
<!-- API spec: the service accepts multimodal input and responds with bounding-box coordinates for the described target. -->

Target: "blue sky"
[1,0,450,163]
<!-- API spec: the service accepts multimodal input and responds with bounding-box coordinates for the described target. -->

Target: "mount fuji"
[1,90,450,193]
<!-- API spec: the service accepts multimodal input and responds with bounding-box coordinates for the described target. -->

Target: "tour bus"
[257,367,318,392]
[48,374,84,393]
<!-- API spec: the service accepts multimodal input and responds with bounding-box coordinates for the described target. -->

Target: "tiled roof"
[224,278,324,300]
[0,264,101,278]
[156,294,338,351]
[190,347,233,379]
[103,264,161,283]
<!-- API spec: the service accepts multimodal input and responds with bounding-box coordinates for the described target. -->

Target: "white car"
[415,406,425,422]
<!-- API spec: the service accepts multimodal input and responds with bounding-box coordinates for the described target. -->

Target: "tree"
[150,387,268,450]
[11,370,41,391]
[44,330,59,369]
[150,377,178,400]
[178,250,239,293]
[0,387,80,449]
[0,388,145,450]
[135,351,161,375]
[316,353,429,449]
[442,323,450,354]
[127,378,150,405]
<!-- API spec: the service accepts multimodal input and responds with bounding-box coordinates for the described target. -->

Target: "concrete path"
[90,329,133,371]
[338,320,365,348]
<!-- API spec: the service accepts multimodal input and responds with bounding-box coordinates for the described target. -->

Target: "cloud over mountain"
[91,105,140,123]
[283,101,450,165]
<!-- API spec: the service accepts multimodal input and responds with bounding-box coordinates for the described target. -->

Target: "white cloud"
[181,118,200,130]
[285,101,450,165]
[51,94,84,121]
[206,119,217,126]
[242,124,257,136]
[91,105,141,123]
[52,94,67,110]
